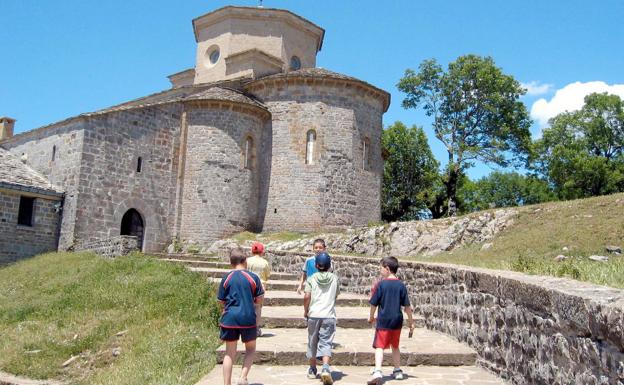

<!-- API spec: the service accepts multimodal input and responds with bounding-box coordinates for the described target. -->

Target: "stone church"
[0,6,389,259]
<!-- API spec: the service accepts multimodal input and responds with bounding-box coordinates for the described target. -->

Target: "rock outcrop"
[215,208,518,258]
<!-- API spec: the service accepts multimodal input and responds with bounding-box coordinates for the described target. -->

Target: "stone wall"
[261,250,624,385]
[247,78,384,231]
[179,103,269,244]
[1,121,85,250]
[74,105,182,252]
[0,190,61,264]
[74,235,140,258]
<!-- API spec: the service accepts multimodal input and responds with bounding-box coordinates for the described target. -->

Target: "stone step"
[163,258,230,269]
[189,268,299,281]
[209,278,298,291]
[197,365,504,385]
[260,306,425,329]
[262,291,368,307]
[216,328,476,367]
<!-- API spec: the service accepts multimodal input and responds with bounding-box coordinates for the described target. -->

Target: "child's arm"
[368,305,377,324]
[296,272,307,294]
[404,305,414,330]
[303,292,311,319]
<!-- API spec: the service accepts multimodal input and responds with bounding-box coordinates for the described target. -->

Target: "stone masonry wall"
[248,80,384,231]
[1,121,85,250]
[74,235,140,258]
[75,105,183,252]
[179,104,269,244]
[260,250,624,385]
[0,190,61,264]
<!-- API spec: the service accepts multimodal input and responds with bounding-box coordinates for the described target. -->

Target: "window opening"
[306,130,316,165]
[18,196,35,226]
[244,137,254,169]
[363,138,370,170]
[290,56,301,71]
[137,157,142,173]
[52,145,56,162]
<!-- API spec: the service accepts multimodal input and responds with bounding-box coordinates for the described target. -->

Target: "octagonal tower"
[192,6,325,84]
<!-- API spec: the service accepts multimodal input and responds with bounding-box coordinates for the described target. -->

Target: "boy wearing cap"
[247,242,271,337]
[303,252,339,385]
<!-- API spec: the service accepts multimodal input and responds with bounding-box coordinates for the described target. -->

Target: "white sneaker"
[392,368,404,380]
[366,369,382,385]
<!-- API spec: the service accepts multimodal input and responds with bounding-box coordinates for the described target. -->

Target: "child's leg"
[239,339,256,381]
[391,346,401,369]
[374,347,384,371]
[222,340,238,385]
[307,318,321,368]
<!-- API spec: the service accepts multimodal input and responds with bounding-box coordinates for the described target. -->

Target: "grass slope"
[410,193,624,288]
[0,252,220,385]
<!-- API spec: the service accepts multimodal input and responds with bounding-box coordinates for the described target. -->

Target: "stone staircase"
[160,254,505,385]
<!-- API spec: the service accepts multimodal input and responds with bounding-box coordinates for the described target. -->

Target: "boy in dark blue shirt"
[217,248,264,385]
[367,257,414,384]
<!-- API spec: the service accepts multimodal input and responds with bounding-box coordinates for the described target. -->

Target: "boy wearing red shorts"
[367,257,414,384]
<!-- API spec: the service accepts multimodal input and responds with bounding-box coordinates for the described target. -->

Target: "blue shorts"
[220,327,257,342]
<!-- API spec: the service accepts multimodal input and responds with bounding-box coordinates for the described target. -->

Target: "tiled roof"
[254,68,391,111]
[0,148,63,197]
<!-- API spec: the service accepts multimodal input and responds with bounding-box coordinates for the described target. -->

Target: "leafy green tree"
[532,92,624,199]
[382,121,439,221]
[459,171,556,212]
[397,55,532,216]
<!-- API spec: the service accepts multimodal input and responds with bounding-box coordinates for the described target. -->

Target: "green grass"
[408,193,624,288]
[0,252,220,385]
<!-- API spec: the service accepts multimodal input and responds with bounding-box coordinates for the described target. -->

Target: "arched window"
[243,136,254,169]
[290,56,301,71]
[362,137,371,170]
[306,130,316,165]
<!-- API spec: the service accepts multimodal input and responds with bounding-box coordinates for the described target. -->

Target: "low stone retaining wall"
[74,236,140,258]
[258,249,624,385]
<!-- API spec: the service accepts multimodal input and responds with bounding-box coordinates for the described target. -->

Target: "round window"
[209,48,220,64]
[290,56,301,71]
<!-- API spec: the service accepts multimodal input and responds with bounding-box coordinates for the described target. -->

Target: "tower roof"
[192,6,325,51]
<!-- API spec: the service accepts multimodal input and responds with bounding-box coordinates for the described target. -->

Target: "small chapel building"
[0,6,389,258]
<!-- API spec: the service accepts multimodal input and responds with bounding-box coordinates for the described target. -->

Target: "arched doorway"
[120,209,144,250]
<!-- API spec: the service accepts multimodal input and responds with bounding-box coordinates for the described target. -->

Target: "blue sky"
[2,0,623,178]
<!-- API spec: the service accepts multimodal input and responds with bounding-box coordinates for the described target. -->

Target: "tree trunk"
[447,164,459,217]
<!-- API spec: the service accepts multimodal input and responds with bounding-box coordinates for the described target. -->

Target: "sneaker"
[320,367,333,385]
[257,328,263,338]
[392,368,404,380]
[307,366,318,379]
[236,379,248,385]
[366,369,382,385]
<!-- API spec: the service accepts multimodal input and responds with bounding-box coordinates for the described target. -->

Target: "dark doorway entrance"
[120,209,144,250]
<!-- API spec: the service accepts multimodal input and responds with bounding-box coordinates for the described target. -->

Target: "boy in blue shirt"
[367,257,414,384]
[296,238,327,294]
[217,248,264,385]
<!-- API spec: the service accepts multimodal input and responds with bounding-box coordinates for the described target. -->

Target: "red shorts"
[373,328,401,349]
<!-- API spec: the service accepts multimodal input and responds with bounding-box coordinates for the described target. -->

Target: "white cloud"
[530,81,624,127]
[521,81,553,96]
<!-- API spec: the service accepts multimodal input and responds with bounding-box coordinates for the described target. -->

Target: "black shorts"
[220,327,257,343]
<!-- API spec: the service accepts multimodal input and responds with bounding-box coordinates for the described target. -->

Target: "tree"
[382,121,439,221]
[532,92,624,199]
[459,171,556,212]
[397,55,532,216]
